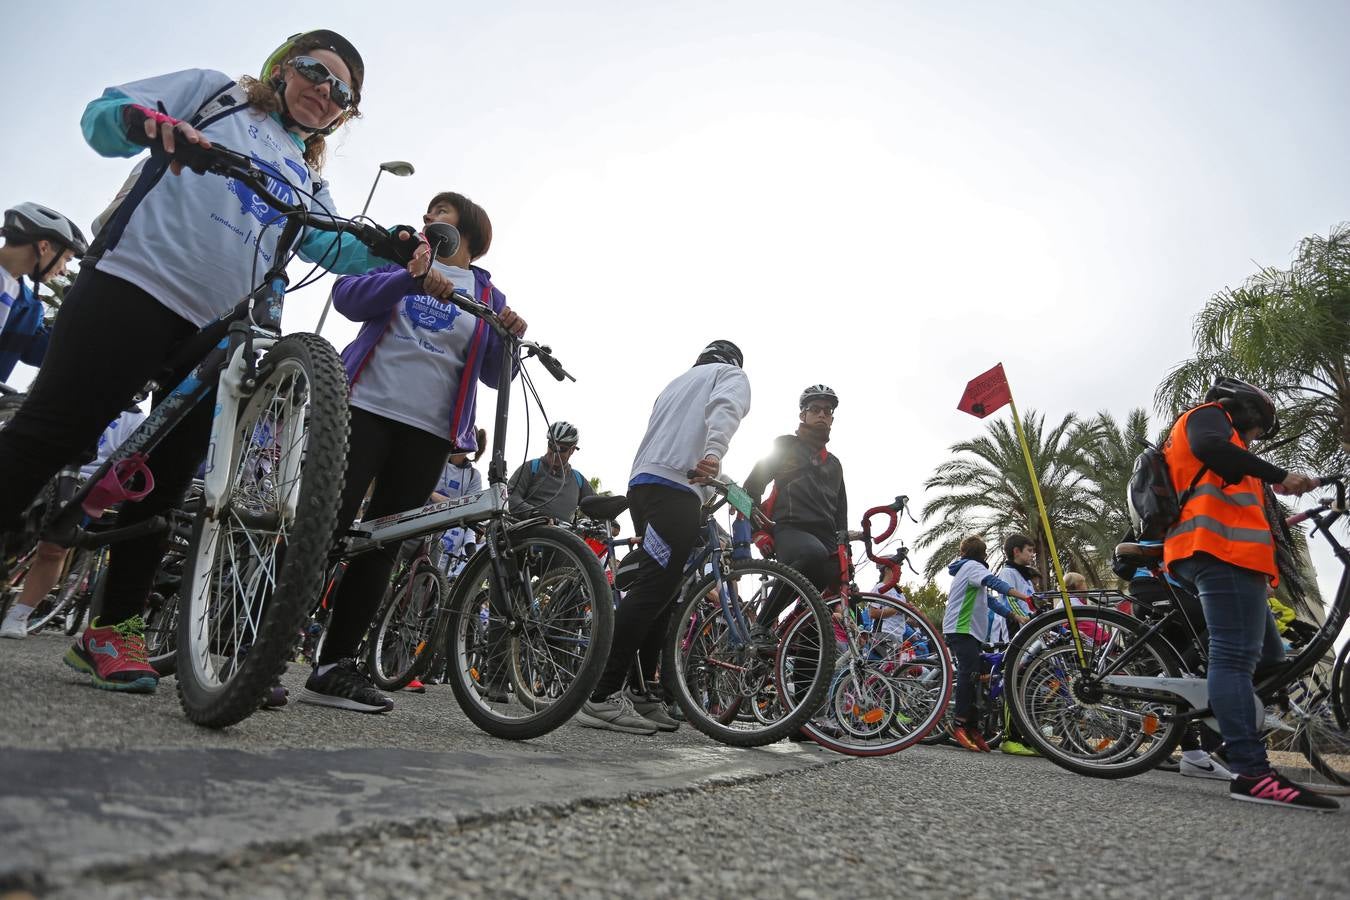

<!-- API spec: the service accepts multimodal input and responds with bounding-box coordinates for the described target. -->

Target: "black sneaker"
[298,659,394,713]
[1230,770,1339,812]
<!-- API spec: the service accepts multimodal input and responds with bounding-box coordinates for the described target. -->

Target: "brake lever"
[528,344,575,383]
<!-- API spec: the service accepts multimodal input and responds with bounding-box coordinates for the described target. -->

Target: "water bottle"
[731,517,752,560]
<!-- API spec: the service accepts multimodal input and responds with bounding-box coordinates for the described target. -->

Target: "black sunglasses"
[289,56,356,110]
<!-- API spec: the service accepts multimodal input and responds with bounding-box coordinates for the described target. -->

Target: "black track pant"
[0,266,225,624]
[946,632,983,725]
[594,483,702,699]
[319,407,451,664]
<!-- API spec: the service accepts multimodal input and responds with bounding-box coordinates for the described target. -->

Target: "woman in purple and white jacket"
[300,191,526,714]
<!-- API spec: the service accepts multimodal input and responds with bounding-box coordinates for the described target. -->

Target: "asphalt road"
[3,632,1349,898]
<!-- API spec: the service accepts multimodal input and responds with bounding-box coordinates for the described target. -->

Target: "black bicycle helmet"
[1205,377,1279,439]
[799,384,838,410]
[695,339,744,368]
[547,420,579,449]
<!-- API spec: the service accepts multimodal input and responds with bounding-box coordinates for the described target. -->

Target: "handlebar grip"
[370,225,425,265]
[538,352,569,382]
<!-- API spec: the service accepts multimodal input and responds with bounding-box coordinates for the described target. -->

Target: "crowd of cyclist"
[0,28,1338,814]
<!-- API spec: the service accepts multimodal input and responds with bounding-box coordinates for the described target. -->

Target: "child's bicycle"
[782,495,953,756]
[1004,475,1350,787]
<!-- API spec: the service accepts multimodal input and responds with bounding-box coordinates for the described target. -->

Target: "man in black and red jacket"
[743,384,851,592]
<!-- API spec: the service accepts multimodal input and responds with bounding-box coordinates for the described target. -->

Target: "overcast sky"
[3,0,1346,601]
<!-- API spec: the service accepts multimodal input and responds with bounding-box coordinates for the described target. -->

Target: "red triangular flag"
[958,363,1011,419]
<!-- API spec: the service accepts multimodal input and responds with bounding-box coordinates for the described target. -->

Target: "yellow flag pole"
[1005,383,1086,666]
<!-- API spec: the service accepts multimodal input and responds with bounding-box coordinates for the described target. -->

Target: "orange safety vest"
[1162,403,1278,583]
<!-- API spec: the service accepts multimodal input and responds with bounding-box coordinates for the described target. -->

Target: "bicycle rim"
[177,334,348,728]
[798,594,953,756]
[1276,654,1350,790]
[369,562,447,690]
[1005,607,1187,779]
[444,523,612,739]
[665,558,835,747]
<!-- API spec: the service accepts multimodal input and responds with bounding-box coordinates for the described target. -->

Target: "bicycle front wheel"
[1279,651,1350,790]
[1004,607,1187,779]
[796,593,952,756]
[444,523,612,739]
[367,560,449,691]
[177,333,349,728]
[664,559,835,747]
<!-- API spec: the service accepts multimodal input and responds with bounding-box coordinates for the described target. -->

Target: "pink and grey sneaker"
[1230,769,1339,812]
[63,616,159,693]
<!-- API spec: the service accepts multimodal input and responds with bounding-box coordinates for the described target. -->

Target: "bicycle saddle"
[1114,542,1162,562]
[579,495,629,521]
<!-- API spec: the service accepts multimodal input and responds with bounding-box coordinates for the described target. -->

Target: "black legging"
[0,266,225,624]
[594,483,702,699]
[318,407,451,664]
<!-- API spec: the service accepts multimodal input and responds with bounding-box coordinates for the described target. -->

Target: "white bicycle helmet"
[547,420,579,449]
[799,384,838,410]
[2,203,88,283]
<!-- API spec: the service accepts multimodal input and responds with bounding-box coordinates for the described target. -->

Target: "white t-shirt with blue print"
[92,69,350,327]
[349,262,477,439]
[0,270,18,337]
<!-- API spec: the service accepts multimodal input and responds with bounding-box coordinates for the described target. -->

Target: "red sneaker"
[64,617,159,693]
[968,730,992,752]
[405,678,427,694]
[950,725,982,752]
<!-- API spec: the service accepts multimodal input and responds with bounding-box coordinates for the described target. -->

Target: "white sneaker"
[1180,752,1234,781]
[0,616,29,639]
[575,694,658,735]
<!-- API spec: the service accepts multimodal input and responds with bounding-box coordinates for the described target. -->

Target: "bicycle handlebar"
[858,496,920,593]
[685,472,773,528]
[123,107,422,265]
[1285,475,1345,527]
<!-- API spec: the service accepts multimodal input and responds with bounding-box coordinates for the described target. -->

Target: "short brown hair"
[958,534,987,559]
[427,192,493,261]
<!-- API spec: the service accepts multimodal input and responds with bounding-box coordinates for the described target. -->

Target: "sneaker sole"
[62,648,158,693]
[630,706,680,732]
[297,688,393,713]
[1181,766,1233,781]
[574,711,658,735]
[1230,793,1339,812]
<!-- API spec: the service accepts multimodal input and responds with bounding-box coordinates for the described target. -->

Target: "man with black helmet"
[1162,377,1333,810]
[0,203,87,380]
[577,340,750,735]
[743,384,852,592]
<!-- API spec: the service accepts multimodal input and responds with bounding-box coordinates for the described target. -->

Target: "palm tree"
[1074,408,1154,552]
[917,410,1104,585]
[1155,224,1350,476]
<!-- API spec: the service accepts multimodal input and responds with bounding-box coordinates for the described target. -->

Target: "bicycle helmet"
[547,420,579,450]
[799,384,838,411]
[261,30,365,135]
[1205,377,1279,439]
[2,203,88,283]
[695,339,744,369]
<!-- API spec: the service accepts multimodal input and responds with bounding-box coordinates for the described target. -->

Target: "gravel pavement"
[4,632,1350,898]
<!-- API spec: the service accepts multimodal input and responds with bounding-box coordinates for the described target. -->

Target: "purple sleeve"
[330,264,415,323]
[476,284,516,387]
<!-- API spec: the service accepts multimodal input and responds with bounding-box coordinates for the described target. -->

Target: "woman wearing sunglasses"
[0,30,422,696]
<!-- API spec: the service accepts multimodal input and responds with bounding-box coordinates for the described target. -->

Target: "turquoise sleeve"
[80,89,143,158]
[297,227,383,274]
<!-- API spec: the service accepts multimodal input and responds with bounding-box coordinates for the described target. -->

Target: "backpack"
[529,458,587,491]
[1126,439,1207,541]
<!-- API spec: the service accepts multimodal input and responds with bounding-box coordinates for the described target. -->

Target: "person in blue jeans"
[1163,378,1333,811]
